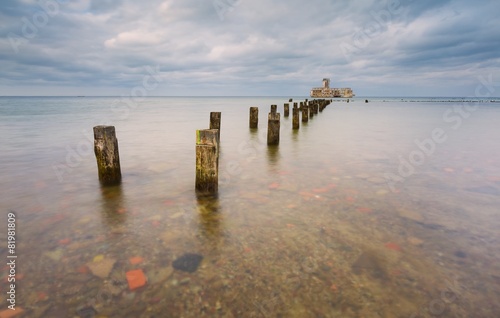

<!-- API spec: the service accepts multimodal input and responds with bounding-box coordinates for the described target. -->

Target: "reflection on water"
[196,194,223,249]
[1,97,499,317]
[100,185,127,227]
[266,144,280,168]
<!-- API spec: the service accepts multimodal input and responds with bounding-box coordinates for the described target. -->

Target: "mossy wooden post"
[267,106,280,145]
[210,112,221,140]
[292,104,300,130]
[93,125,121,186]
[196,129,219,194]
[284,103,289,117]
[319,100,326,112]
[309,102,315,119]
[302,103,309,122]
[249,107,258,128]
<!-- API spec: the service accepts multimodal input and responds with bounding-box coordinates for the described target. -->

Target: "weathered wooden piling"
[292,105,300,130]
[302,103,309,122]
[289,98,293,102]
[93,125,121,186]
[196,129,219,194]
[249,107,258,128]
[309,104,314,119]
[284,103,290,117]
[271,104,277,114]
[209,112,221,139]
[319,99,328,112]
[267,106,280,145]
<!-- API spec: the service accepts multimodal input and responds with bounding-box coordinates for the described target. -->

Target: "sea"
[1,96,499,317]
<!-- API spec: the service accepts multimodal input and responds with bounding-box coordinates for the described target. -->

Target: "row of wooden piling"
[92,99,331,195]
[264,99,331,142]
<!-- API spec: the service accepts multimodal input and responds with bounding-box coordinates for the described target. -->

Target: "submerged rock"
[351,251,387,280]
[76,306,97,318]
[148,267,174,284]
[44,249,64,262]
[86,257,116,279]
[172,253,203,273]
[398,208,424,222]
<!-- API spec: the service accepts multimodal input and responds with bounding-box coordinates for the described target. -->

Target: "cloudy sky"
[1,0,499,96]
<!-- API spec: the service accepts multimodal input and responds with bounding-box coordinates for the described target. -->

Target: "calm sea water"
[1,96,499,317]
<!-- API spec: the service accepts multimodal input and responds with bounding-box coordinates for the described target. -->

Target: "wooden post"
[284,103,289,117]
[249,107,258,128]
[93,126,121,186]
[292,105,300,130]
[319,99,327,112]
[289,98,293,102]
[267,107,280,145]
[196,129,219,194]
[210,112,221,140]
[271,104,277,114]
[309,104,314,119]
[302,104,309,122]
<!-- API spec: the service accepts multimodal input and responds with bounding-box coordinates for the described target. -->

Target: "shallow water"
[1,96,500,317]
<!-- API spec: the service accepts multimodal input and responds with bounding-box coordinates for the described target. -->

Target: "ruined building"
[310,78,354,98]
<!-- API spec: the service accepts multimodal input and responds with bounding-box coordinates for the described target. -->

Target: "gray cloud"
[0,0,499,96]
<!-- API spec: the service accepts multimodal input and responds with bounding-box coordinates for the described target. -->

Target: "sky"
[0,0,499,97]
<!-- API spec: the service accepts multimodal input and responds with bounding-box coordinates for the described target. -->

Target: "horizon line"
[1,95,499,98]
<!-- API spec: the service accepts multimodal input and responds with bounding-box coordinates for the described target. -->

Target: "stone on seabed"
[87,257,116,279]
[172,253,204,273]
[126,269,147,290]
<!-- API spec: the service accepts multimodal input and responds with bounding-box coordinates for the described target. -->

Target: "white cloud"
[104,30,165,48]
